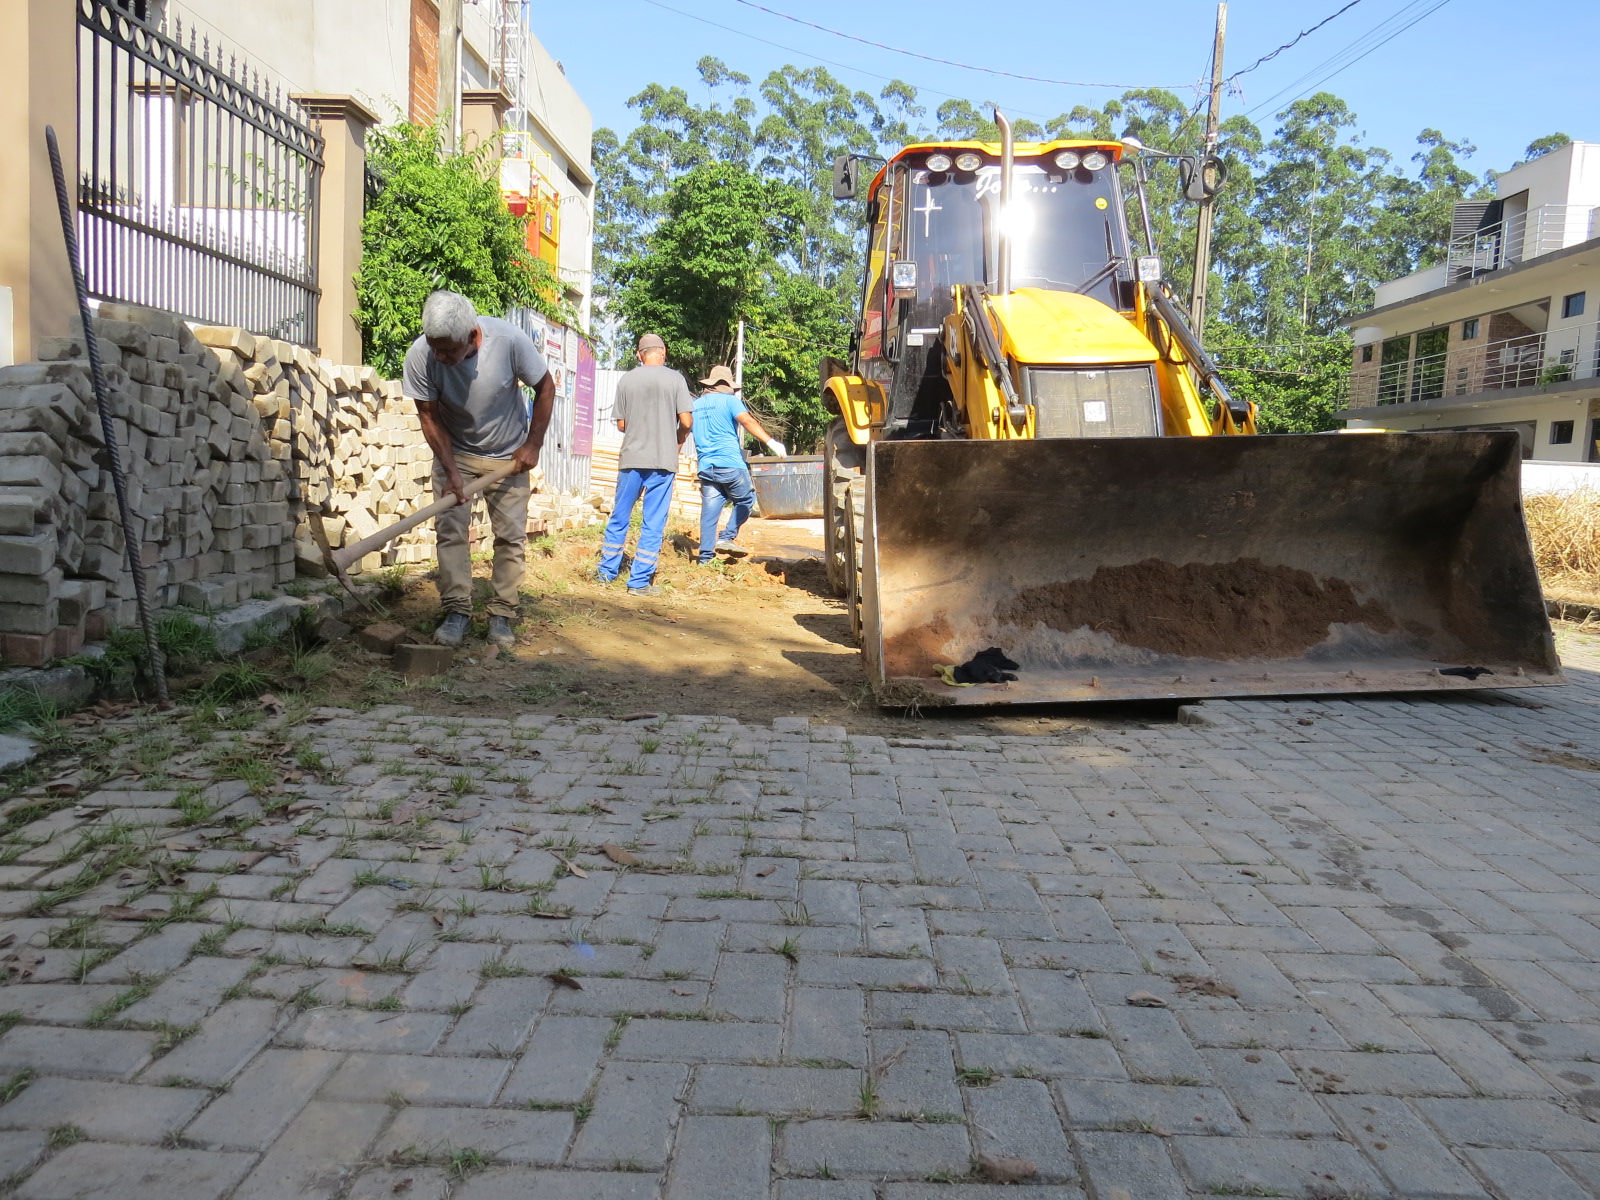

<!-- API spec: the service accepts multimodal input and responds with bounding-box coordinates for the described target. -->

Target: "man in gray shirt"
[597,333,693,595]
[403,290,554,648]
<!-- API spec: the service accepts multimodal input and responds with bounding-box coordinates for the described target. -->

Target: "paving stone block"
[778,1183,876,1200]
[1172,1132,1389,1199]
[954,1031,1127,1081]
[691,1064,863,1116]
[710,950,789,1021]
[1072,1131,1187,1200]
[664,1115,770,1200]
[1198,1047,1339,1137]
[442,976,551,1056]
[0,1026,156,1081]
[118,955,252,1027]
[1465,1149,1591,1200]
[1325,1093,1491,1199]
[1103,1006,1212,1084]
[788,987,867,1067]
[1285,1048,1473,1097]
[499,1015,610,1106]
[868,991,1026,1034]
[968,1077,1076,1182]
[0,1077,209,1143]
[452,1169,661,1199]
[616,1018,780,1064]
[283,1007,451,1053]
[182,1047,343,1150]
[780,1118,970,1179]
[1056,1078,1244,1137]
[1413,1098,1600,1152]
[231,1100,390,1200]
[375,1105,573,1165]
[321,1052,510,1106]
[14,1143,254,1200]
[568,1061,687,1170]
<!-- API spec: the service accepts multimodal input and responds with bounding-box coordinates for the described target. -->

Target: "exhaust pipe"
[994,107,1013,296]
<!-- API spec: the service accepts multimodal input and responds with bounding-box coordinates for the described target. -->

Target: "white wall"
[1525,459,1600,493]
[1353,394,1596,461]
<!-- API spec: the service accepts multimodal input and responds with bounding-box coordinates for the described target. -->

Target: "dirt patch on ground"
[309,519,1163,736]
[999,557,1397,660]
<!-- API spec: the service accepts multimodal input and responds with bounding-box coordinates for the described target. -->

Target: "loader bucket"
[862,432,1562,706]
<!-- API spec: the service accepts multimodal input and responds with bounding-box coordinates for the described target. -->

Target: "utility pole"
[734,319,746,389]
[1190,2,1226,336]
[439,0,462,152]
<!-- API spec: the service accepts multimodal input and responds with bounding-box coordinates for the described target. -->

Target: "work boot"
[434,612,470,648]
[627,584,661,597]
[715,538,748,559]
[487,615,516,648]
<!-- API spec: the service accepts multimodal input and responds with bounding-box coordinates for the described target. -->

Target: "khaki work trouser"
[432,451,531,620]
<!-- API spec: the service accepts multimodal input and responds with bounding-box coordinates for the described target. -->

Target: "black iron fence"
[76,0,324,346]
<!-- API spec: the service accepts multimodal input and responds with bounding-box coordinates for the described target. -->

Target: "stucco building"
[1341,141,1600,462]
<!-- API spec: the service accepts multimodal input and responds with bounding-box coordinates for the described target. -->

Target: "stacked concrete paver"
[0,653,1599,1196]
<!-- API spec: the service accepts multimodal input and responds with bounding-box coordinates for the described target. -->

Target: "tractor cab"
[842,140,1136,437]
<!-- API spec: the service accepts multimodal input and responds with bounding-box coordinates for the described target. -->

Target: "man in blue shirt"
[691,365,785,562]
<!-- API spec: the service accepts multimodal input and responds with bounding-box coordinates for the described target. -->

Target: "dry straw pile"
[1525,487,1600,593]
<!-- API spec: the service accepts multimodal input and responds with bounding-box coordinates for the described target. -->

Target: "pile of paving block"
[0,303,442,668]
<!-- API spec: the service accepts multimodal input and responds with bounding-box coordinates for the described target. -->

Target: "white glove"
[766,440,787,456]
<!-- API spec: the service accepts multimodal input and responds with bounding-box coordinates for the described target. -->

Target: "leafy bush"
[357,118,569,377]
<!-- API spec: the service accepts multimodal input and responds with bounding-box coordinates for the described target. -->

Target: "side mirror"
[832,154,859,200]
[1179,154,1226,202]
[891,260,918,295]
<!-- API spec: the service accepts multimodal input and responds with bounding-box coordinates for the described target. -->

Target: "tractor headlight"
[1053,150,1081,170]
[925,153,953,172]
[954,152,982,172]
[1081,150,1110,170]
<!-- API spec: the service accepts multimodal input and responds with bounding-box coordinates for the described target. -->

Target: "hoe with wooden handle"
[315,461,523,599]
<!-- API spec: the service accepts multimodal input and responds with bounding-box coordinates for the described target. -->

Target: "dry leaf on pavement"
[1126,990,1168,1008]
[977,1154,1037,1183]
[601,843,640,866]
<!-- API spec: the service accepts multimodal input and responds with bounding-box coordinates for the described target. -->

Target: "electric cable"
[633,0,1056,121]
[1227,0,1367,82]
[1245,0,1453,119]
[726,0,1176,89]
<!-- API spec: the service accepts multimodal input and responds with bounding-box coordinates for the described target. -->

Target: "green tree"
[355,119,564,377]
[616,162,846,451]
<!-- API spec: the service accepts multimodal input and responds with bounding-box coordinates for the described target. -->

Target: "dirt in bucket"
[999,557,1397,660]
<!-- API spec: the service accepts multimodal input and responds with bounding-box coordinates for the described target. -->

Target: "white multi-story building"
[1341,141,1600,463]
[152,0,594,324]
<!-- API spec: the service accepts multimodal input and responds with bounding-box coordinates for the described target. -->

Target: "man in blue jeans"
[692,364,785,562]
[597,334,694,595]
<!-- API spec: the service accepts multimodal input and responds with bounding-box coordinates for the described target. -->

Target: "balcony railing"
[1447,204,1597,281]
[1347,317,1600,410]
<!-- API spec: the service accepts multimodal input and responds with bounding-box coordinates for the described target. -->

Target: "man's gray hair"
[421,290,479,344]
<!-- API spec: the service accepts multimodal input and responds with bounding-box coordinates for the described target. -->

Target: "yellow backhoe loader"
[821,113,1560,706]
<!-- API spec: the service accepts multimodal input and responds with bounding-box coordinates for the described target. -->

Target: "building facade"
[1340,141,1600,461]
[153,0,594,324]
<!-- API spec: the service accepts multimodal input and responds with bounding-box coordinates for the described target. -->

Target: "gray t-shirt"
[401,316,550,458]
[614,364,694,472]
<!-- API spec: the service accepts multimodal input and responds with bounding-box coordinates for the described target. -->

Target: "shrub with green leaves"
[357,118,569,377]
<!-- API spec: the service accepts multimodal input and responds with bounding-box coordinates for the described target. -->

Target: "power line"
[632,0,1057,121]
[1245,0,1453,119]
[727,0,1177,90]
[1227,0,1366,82]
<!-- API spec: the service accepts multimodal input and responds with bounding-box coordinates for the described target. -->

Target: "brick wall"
[409,0,439,124]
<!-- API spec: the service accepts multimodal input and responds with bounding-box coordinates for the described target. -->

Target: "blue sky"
[527,0,1590,179]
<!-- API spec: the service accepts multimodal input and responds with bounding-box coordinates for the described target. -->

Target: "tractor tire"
[823,419,864,598]
[843,476,866,646]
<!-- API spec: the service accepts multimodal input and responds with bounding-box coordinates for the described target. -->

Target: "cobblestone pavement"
[1,647,1600,1198]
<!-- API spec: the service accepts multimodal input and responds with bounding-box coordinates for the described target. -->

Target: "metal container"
[748,455,825,519]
